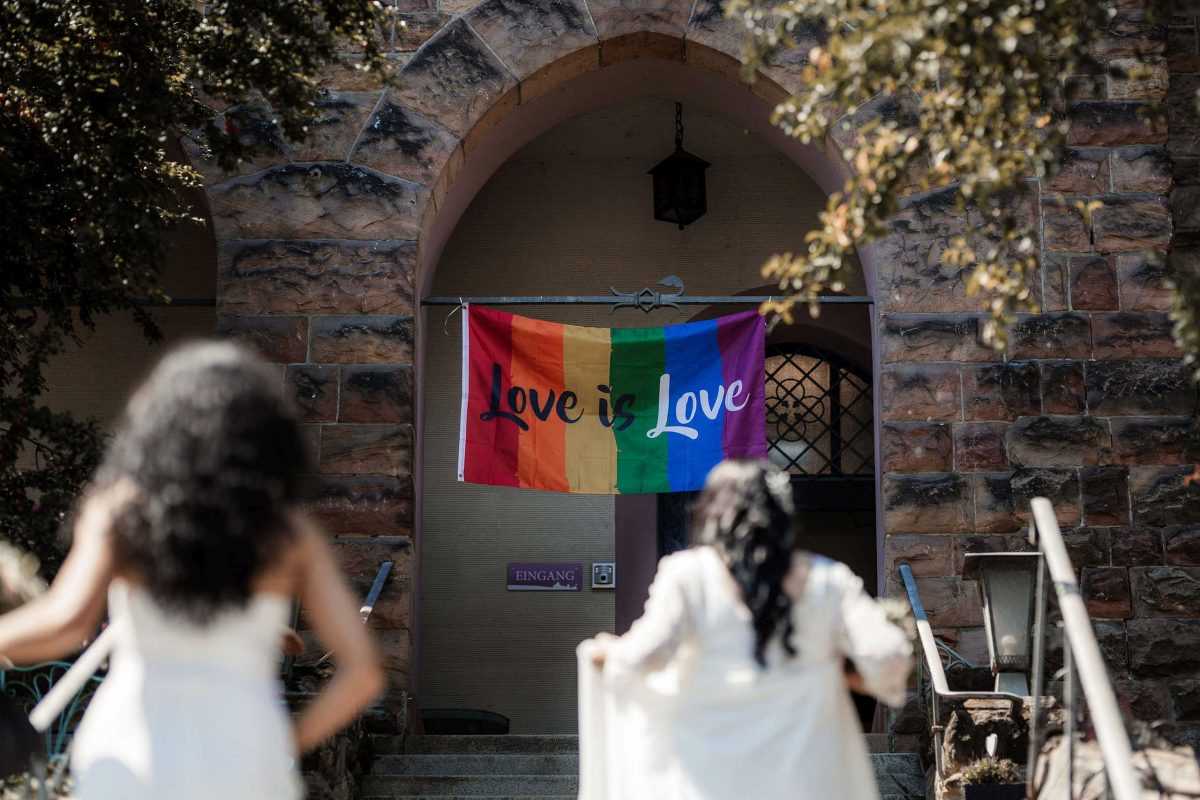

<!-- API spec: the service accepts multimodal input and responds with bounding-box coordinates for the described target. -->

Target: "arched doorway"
[419,92,876,733]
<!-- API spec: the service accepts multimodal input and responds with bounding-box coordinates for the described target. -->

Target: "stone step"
[358,775,577,797]
[393,735,580,755]
[378,732,892,756]
[372,754,577,776]
[360,738,927,799]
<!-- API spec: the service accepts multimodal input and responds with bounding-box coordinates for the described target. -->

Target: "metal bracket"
[608,276,685,314]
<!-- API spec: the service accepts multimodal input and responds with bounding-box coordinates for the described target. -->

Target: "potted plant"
[961,757,1024,800]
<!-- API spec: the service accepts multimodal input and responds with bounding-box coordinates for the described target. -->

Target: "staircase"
[358,734,928,799]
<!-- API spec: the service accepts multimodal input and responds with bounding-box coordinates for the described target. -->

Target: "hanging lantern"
[648,102,711,229]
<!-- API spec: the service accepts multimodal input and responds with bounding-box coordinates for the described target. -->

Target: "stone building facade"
[193,0,1200,734]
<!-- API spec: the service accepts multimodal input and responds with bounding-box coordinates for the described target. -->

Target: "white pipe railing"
[898,563,1025,779]
[1029,497,1141,800]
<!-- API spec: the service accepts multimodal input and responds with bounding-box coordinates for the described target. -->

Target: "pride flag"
[458,306,767,494]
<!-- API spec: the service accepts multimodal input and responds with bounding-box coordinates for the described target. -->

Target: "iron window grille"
[765,344,874,478]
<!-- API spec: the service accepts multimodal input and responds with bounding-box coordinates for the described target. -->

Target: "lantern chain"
[675,101,683,151]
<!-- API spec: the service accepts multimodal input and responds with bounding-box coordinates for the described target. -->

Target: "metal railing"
[898,563,1026,780]
[900,496,1142,799]
[1027,497,1140,800]
[289,559,394,678]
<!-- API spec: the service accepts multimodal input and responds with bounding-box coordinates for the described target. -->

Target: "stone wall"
[202,0,1200,723]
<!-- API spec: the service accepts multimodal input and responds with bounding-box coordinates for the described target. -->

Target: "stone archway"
[204,1,861,704]
[203,0,1179,713]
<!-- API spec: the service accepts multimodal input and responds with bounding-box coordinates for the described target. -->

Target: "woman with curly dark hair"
[0,342,384,799]
[582,460,911,800]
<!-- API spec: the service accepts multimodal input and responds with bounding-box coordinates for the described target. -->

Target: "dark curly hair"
[693,460,799,667]
[95,342,307,623]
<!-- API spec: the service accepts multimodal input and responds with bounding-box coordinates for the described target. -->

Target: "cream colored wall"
[421,96,845,733]
[36,182,217,433]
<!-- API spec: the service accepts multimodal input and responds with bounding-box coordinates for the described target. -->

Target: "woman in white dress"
[0,342,385,799]
[584,460,912,800]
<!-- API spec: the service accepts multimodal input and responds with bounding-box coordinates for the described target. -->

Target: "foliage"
[725,0,1189,355]
[0,0,391,574]
[961,757,1023,785]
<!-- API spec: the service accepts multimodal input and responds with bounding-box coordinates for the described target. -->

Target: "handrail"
[898,564,1025,779]
[1029,498,1140,800]
[309,559,394,668]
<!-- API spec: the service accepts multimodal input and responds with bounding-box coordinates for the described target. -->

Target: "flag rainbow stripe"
[459,306,766,494]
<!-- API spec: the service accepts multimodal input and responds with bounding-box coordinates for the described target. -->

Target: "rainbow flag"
[458,306,766,494]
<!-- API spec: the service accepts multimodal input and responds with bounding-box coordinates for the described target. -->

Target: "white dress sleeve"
[829,561,912,708]
[603,553,692,684]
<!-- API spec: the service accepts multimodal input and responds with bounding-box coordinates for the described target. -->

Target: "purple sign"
[507,562,583,591]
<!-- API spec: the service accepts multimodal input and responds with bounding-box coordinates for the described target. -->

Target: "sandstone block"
[1062,526,1110,568]
[1041,200,1090,252]
[1047,148,1110,194]
[218,239,416,316]
[327,536,413,629]
[466,0,598,82]
[1116,678,1170,720]
[1170,680,1200,720]
[588,0,693,39]
[209,163,426,241]
[1006,415,1110,468]
[1129,620,1200,676]
[1082,566,1133,618]
[1131,566,1200,618]
[310,315,415,364]
[216,315,308,363]
[1169,22,1200,73]
[395,12,452,51]
[302,475,414,534]
[339,365,414,424]
[391,20,516,137]
[952,533,1034,575]
[291,90,382,163]
[881,422,952,472]
[1007,313,1091,360]
[351,100,461,186]
[1111,416,1200,465]
[1086,359,1196,416]
[974,468,1082,533]
[885,534,954,578]
[1092,312,1180,359]
[1068,101,1166,147]
[880,314,995,363]
[882,474,973,534]
[1068,255,1119,310]
[320,424,414,477]
[963,363,1041,421]
[1039,361,1087,414]
[1108,56,1169,101]
[1166,526,1200,565]
[1117,253,1172,311]
[287,365,340,423]
[1111,145,1172,193]
[879,364,961,422]
[1081,465,1131,526]
[1092,194,1173,253]
[1043,254,1069,311]
[1131,465,1200,526]
[905,576,984,628]
[1110,526,1165,566]
[953,422,1009,472]
[1092,12,1166,56]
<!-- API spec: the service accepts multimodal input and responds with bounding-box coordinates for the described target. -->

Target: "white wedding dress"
[578,547,912,800]
[71,580,302,800]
